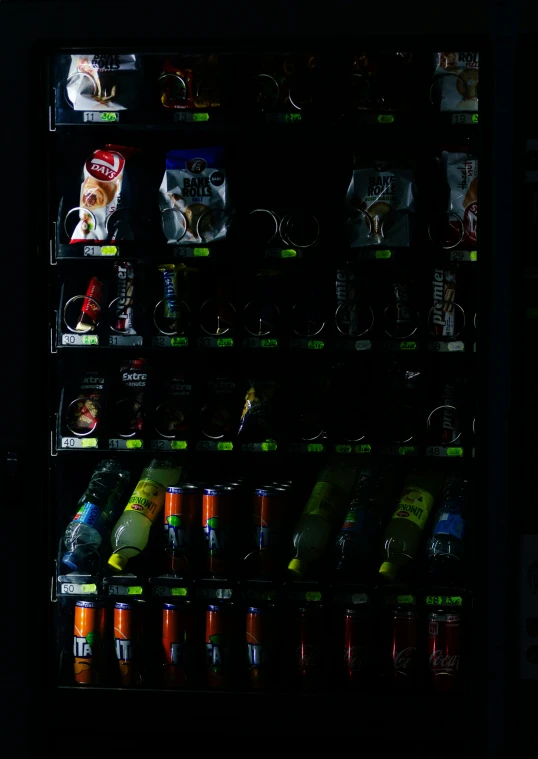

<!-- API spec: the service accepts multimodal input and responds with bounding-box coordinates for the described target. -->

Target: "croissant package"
[65,54,140,111]
[70,144,136,244]
[443,150,478,247]
[434,52,479,112]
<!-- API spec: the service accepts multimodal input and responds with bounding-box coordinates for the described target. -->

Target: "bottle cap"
[379,561,397,580]
[288,558,306,577]
[108,553,128,571]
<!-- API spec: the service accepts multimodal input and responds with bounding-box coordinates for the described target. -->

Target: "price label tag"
[154,585,189,597]
[400,341,417,351]
[62,334,99,346]
[451,113,478,125]
[152,336,189,348]
[397,595,415,605]
[83,245,118,257]
[108,335,143,347]
[83,112,119,123]
[305,591,322,602]
[265,247,298,259]
[175,247,210,258]
[243,337,279,349]
[197,337,234,348]
[377,114,395,123]
[109,439,144,450]
[426,446,464,457]
[109,585,143,596]
[425,595,463,606]
[61,437,97,449]
[151,439,188,451]
[399,446,417,456]
[352,593,368,605]
[174,112,209,122]
[241,441,278,452]
[375,249,392,259]
[196,440,234,452]
[355,340,372,351]
[428,340,464,353]
[60,582,97,594]
[266,112,303,123]
[335,444,354,453]
[449,250,478,262]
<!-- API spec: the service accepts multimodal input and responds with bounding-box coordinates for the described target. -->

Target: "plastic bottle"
[108,459,182,572]
[335,468,383,574]
[427,476,466,573]
[62,460,130,572]
[288,459,357,578]
[379,472,441,581]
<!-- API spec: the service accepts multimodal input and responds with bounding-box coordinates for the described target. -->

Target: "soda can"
[206,604,233,689]
[162,602,193,687]
[392,610,417,684]
[428,612,461,692]
[164,485,201,573]
[296,605,324,691]
[73,600,105,685]
[253,487,287,575]
[246,606,275,689]
[203,487,231,577]
[343,608,369,689]
[114,602,136,687]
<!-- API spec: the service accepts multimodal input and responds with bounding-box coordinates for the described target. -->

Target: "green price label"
[193,247,210,257]
[281,249,297,258]
[378,114,395,123]
[307,340,325,350]
[171,337,188,346]
[193,112,209,122]
[127,586,143,595]
[171,440,188,450]
[400,341,416,351]
[81,438,98,448]
[472,113,479,123]
[261,441,278,451]
[336,444,353,453]
[101,245,118,255]
[375,249,392,259]
[470,251,478,262]
[82,335,98,345]
[262,591,277,601]
[307,443,324,452]
[397,595,415,605]
[217,338,234,348]
[126,440,142,449]
[101,112,118,122]
[261,338,278,348]
[398,446,416,456]
[218,441,233,451]
[81,584,97,593]
[305,591,322,601]
[425,595,463,606]
[357,444,372,454]
[171,587,188,597]
[285,113,302,123]
[447,447,463,457]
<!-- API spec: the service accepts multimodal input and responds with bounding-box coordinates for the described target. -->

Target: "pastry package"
[113,262,136,335]
[65,54,140,111]
[69,144,137,244]
[154,374,193,440]
[65,371,107,437]
[237,380,279,442]
[431,268,458,339]
[113,358,150,439]
[159,54,223,109]
[444,150,478,247]
[346,160,415,247]
[159,146,230,244]
[434,52,478,112]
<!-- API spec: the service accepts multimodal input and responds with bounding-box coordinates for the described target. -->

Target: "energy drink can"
[73,600,106,685]
[203,487,231,577]
[253,487,287,576]
[206,604,233,689]
[165,485,201,573]
[162,602,193,687]
[246,606,276,689]
[114,602,136,687]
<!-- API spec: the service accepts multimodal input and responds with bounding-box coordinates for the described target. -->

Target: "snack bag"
[65,371,106,437]
[435,52,478,112]
[159,146,230,244]
[66,54,140,111]
[444,150,478,247]
[159,54,222,109]
[114,359,149,439]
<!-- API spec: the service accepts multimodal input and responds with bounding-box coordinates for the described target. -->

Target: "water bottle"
[62,460,130,572]
[288,459,357,578]
[427,476,466,577]
[335,468,382,574]
[108,459,182,572]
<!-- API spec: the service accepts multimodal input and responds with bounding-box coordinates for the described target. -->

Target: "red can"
[203,487,232,577]
[428,612,461,692]
[206,604,233,689]
[296,606,323,691]
[343,608,369,689]
[392,610,417,683]
[253,487,287,575]
[164,486,201,573]
[162,602,193,687]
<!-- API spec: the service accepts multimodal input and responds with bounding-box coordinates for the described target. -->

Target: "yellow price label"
[171,587,188,596]
[470,251,478,262]
[261,441,278,451]
[307,444,324,452]
[218,442,233,451]
[101,245,118,255]
[171,440,188,450]
[193,248,210,257]
[281,249,297,258]
[81,584,97,593]
[378,114,395,123]
[375,250,391,259]
[127,586,143,595]
[357,444,372,454]
[447,447,463,457]
[397,595,415,605]
[81,438,98,448]
[193,113,209,122]
[126,440,142,449]
[305,591,322,601]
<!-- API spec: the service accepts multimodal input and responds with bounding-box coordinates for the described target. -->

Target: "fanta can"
[203,487,232,577]
[114,602,137,687]
[246,605,277,689]
[252,487,287,576]
[206,603,233,689]
[73,600,106,685]
[164,485,201,573]
[162,601,193,687]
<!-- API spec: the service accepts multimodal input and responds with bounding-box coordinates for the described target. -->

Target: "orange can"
[203,487,232,577]
[164,485,201,573]
[73,600,105,685]
[114,602,136,687]
[206,604,233,689]
[162,602,193,687]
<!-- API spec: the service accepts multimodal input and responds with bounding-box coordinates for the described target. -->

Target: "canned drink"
[162,602,193,687]
[253,487,287,575]
[165,485,201,573]
[73,600,105,685]
[296,605,323,691]
[206,604,233,689]
[428,612,461,692]
[114,602,136,687]
[246,606,275,689]
[392,610,417,683]
[343,608,369,689]
[203,487,231,577]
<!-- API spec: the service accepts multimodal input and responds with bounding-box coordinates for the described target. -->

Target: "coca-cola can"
[343,609,369,689]
[428,612,461,692]
[392,610,417,684]
[296,606,323,691]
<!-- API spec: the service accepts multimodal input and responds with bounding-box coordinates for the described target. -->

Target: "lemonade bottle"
[108,459,182,571]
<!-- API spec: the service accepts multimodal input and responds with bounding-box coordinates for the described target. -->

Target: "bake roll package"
[65,54,141,111]
[444,150,478,247]
[434,52,479,112]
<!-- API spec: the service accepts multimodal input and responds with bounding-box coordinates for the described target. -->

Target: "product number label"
[289,339,325,350]
[428,340,465,353]
[83,245,118,256]
[449,250,478,262]
[151,440,188,451]
[108,585,143,596]
[198,337,234,348]
[109,439,143,450]
[265,247,298,259]
[60,582,97,594]
[425,595,463,606]
[61,437,98,449]
[83,111,119,123]
[426,446,464,457]
[108,335,143,347]
[451,113,478,125]
[241,442,278,452]
[152,336,189,348]
[173,112,209,122]
[174,247,210,258]
[243,337,279,349]
[196,440,233,451]
[289,442,325,453]
[153,586,188,597]
[62,333,99,346]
